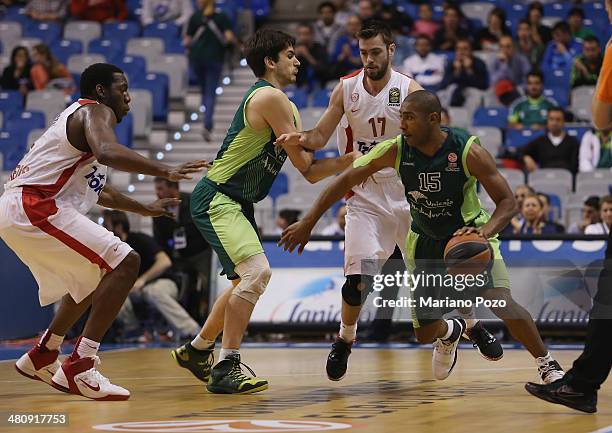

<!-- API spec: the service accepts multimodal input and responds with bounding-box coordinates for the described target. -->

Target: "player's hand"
[166,160,210,181]
[142,198,181,218]
[453,226,486,238]
[274,132,304,147]
[278,220,314,254]
[132,277,146,292]
[348,150,363,162]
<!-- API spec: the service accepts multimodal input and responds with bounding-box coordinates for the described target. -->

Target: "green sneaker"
[171,342,214,383]
[206,354,268,394]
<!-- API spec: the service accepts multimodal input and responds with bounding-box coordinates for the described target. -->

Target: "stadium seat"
[103,22,142,42]
[0,130,27,170]
[251,0,271,20]
[300,107,326,130]
[50,39,84,65]
[116,55,147,82]
[543,87,569,107]
[472,107,508,129]
[566,126,590,143]
[128,89,153,137]
[68,54,107,75]
[2,5,32,26]
[115,112,134,148]
[448,107,470,129]
[0,22,22,46]
[5,110,46,134]
[469,127,502,157]
[571,86,595,121]
[164,37,185,54]
[64,21,102,49]
[131,73,169,122]
[312,88,332,108]
[4,38,42,57]
[148,54,188,99]
[269,171,289,213]
[24,22,62,45]
[498,168,525,190]
[26,128,45,147]
[576,170,612,196]
[143,23,180,46]
[0,55,10,73]
[529,168,573,197]
[285,87,308,109]
[126,38,164,64]
[88,39,125,64]
[25,90,65,127]
[461,2,494,25]
[0,91,24,114]
[543,2,571,18]
[505,129,544,149]
[543,66,572,89]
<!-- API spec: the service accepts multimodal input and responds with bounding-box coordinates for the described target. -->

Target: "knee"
[342,275,373,307]
[232,255,272,304]
[116,251,140,281]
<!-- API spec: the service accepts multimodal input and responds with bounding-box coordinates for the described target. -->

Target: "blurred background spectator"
[516,19,545,69]
[439,37,488,107]
[526,1,551,46]
[26,0,68,21]
[503,184,535,234]
[401,34,444,92]
[585,196,612,235]
[0,46,31,96]
[568,196,601,234]
[537,192,565,233]
[580,128,612,172]
[356,0,378,26]
[567,7,595,43]
[314,1,343,56]
[331,14,361,78]
[433,4,469,51]
[475,7,510,52]
[332,0,354,27]
[571,36,603,89]
[30,44,74,93]
[541,22,582,72]
[70,0,128,22]
[295,22,329,90]
[321,205,346,235]
[141,0,193,28]
[275,209,301,235]
[411,3,439,40]
[514,193,559,234]
[508,71,557,130]
[490,35,531,106]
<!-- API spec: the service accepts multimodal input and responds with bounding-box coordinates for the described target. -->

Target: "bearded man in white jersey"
[276,21,503,381]
[0,63,208,400]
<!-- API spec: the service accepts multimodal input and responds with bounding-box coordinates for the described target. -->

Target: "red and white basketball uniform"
[338,68,412,276]
[0,99,132,306]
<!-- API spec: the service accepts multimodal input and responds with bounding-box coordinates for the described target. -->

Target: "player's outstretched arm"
[97,185,180,218]
[278,141,398,254]
[83,104,209,180]
[300,150,362,184]
[457,144,518,238]
[275,82,345,151]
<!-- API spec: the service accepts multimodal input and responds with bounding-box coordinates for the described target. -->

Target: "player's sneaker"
[206,354,268,394]
[538,359,565,384]
[525,377,597,413]
[326,338,353,381]
[15,345,61,385]
[432,318,466,380]
[463,321,503,361]
[171,342,214,383]
[51,354,130,401]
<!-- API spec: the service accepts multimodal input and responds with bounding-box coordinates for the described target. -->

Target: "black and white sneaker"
[538,359,565,384]
[463,321,503,361]
[326,338,353,381]
[432,318,466,380]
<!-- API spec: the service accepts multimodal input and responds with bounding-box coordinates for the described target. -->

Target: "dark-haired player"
[279,90,565,384]
[0,63,209,400]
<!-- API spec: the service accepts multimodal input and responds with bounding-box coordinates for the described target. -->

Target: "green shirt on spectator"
[186,11,232,62]
[508,95,557,128]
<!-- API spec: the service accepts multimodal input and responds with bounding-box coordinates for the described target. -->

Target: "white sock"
[76,337,100,359]
[339,322,357,343]
[536,352,553,365]
[441,319,454,340]
[219,348,240,361]
[40,330,64,351]
[459,310,477,330]
[191,335,215,350]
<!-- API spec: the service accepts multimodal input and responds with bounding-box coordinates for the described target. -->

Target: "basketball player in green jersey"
[170,29,360,394]
[279,90,565,384]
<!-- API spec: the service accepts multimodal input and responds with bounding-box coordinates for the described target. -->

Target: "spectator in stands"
[567,7,596,43]
[579,127,612,172]
[331,14,362,78]
[508,70,557,130]
[502,184,535,234]
[433,4,469,51]
[568,196,601,234]
[401,35,444,91]
[571,36,603,89]
[0,46,31,96]
[526,1,552,46]
[514,194,560,234]
[29,44,74,93]
[70,0,128,22]
[333,0,354,27]
[141,0,193,28]
[314,1,344,56]
[541,22,583,72]
[153,178,211,320]
[537,192,565,233]
[379,3,411,36]
[321,205,346,235]
[295,23,329,90]
[275,209,301,235]
[522,107,579,174]
[516,19,545,69]
[184,0,238,141]
[439,37,488,107]
[25,0,68,21]
[475,7,511,51]
[490,35,531,106]
[104,210,201,340]
[411,4,439,40]
[585,195,612,235]
[357,0,379,26]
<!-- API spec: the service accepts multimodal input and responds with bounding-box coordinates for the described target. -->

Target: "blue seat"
[115,112,133,148]
[542,66,572,89]
[0,91,24,113]
[127,0,143,21]
[566,126,590,143]
[3,6,34,27]
[472,107,509,129]
[132,73,169,122]
[164,38,185,54]
[24,22,62,45]
[312,88,332,108]
[543,87,569,107]
[543,3,571,18]
[547,193,562,222]
[505,129,544,149]
[5,110,46,134]
[143,23,180,46]
[269,172,288,212]
[0,130,28,170]
[251,0,271,20]
[88,39,125,64]
[285,87,308,109]
[117,55,147,81]
[50,39,83,65]
[102,21,141,42]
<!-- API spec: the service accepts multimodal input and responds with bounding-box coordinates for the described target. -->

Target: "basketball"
[443,233,492,275]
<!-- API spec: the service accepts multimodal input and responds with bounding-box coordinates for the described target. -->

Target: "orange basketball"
[444,233,492,275]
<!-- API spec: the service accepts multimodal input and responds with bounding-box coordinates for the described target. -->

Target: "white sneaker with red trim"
[15,345,61,385]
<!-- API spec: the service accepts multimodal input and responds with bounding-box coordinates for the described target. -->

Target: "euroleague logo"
[93,420,352,433]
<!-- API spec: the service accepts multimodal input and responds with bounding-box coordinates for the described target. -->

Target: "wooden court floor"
[0,347,610,433]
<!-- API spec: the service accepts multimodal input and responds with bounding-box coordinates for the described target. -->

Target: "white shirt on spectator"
[579,129,612,172]
[141,0,193,27]
[401,53,445,88]
[585,222,610,234]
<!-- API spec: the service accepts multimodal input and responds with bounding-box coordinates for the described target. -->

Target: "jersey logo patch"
[351,92,359,102]
[389,87,400,105]
[448,152,458,163]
